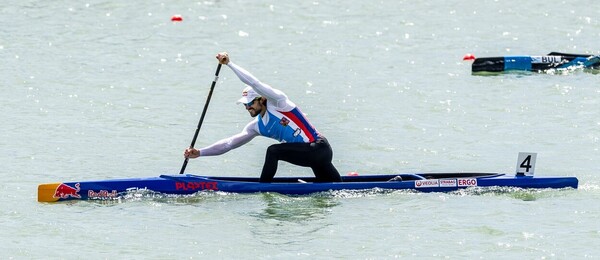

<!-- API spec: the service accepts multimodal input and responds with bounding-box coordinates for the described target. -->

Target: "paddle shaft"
[179,63,222,174]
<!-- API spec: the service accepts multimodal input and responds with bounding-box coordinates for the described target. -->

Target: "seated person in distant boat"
[184,52,342,183]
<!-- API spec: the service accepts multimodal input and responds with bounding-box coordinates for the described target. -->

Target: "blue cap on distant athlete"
[236,86,261,104]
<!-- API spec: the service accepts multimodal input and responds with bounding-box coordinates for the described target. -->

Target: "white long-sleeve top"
[198,62,320,156]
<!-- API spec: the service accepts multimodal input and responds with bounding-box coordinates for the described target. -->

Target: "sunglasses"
[244,98,259,107]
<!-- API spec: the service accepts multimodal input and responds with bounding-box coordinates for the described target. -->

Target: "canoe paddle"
[179,63,222,174]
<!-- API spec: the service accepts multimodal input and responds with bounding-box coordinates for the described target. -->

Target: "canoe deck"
[204,172,502,183]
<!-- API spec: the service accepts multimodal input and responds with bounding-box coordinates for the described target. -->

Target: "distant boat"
[471,52,600,73]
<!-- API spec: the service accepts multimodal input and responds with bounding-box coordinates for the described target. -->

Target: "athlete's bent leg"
[259,140,342,183]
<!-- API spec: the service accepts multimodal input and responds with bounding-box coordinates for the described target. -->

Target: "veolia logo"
[415,180,439,188]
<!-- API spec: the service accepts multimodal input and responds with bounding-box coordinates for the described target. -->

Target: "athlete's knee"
[267,144,279,154]
[266,144,286,159]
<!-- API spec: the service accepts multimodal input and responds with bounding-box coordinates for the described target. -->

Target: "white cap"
[236,86,261,104]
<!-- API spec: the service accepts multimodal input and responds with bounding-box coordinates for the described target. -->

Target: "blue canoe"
[38,172,578,202]
[471,52,600,73]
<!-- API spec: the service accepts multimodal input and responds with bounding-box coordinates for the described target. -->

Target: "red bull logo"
[53,183,81,199]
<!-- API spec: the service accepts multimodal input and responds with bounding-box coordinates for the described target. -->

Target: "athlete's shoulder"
[267,98,296,112]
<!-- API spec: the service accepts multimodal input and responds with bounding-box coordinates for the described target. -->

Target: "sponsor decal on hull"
[415,179,439,188]
[88,190,118,199]
[457,178,478,187]
[175,181,219,191]
[415,178,478,188]
[53,183,81,199]
[439,179,457,187]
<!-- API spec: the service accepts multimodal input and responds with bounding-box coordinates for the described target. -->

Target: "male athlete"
[184,52,342,183]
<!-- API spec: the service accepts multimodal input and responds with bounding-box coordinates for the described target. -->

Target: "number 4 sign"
[516,152,537,176]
